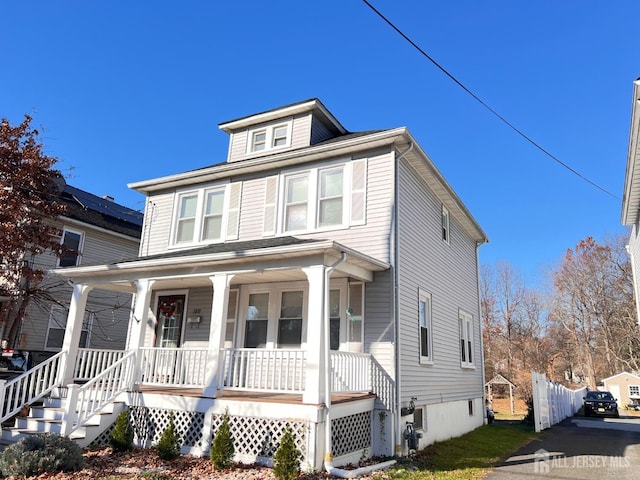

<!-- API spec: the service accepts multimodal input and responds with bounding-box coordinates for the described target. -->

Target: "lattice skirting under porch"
[130,406,206,450]
[331,410,372,458]
[211,413,309,465]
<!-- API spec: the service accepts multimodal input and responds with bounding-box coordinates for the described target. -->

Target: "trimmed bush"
[210,411,235,470]
[110,410,134,452]
[157,413,181,460]
[273,427,300,480]
[0,432,84,477]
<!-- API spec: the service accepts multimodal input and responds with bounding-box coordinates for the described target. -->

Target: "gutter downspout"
[393,142,413,458]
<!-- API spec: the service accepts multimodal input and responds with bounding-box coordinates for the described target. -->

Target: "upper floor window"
[172,183,242,246]
[248,120,292,154]
[419,288,433,363]
[268,159,366,236]
[59,228,84,267]
[459,309,474,368]
[442,206,450,243]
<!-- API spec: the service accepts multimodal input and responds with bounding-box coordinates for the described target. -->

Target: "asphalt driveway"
[485,414,640,479]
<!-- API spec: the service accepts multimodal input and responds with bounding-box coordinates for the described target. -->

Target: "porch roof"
[50,237,390,290]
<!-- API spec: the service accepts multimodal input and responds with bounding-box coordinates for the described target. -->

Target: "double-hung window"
[245,293,269,348]
[442,206,450,243]
[284,175,309,232]
[175,193,198,243]
[45,305,92,350]
[248,120,291,154]
[419,289,433,363]
[172,183,241,246]
[202,189,225,241]
[318,167,344,227]
[459,309,474,368]
[278,160,367,234]
[59,228,84,267]
[277,291,303,348]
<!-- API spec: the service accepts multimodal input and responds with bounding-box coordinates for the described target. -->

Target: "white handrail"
[63,350,136,435]
[0,351,65,424]
[74,348,126,382]
[330,351,371,393]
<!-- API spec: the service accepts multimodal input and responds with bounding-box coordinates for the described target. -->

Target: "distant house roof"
[486,374,516,388]
[60,185,143,239]
[601,371,640,383]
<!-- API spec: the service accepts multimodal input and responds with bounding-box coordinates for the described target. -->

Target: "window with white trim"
[58,228,84,267]
[277,290,303,348]
[413,405,425,430]
[630,385,640,397]
[171,183,242,246]
[459,309,474,368]
[276,159,366,235]
[419,288,433,363]
[247,120,292,154]
[442,206,450,243]
[45,304,92,350]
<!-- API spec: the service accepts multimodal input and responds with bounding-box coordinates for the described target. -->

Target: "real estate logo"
[534,448,550,474]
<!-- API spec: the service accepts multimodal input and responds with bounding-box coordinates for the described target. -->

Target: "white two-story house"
[0,99,488,472]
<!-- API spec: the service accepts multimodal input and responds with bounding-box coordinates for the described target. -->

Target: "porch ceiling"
[51,237,389,292]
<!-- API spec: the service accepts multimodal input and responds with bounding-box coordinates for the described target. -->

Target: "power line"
[361,0,619,200]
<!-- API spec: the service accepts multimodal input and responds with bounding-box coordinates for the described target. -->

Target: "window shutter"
[350,159,367,225]
[226,182,242,240]
[263,176,278,236]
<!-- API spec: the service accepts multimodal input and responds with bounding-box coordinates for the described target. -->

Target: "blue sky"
[1,1,635,285]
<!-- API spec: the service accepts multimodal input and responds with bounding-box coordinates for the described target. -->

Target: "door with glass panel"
[155,295,185,348]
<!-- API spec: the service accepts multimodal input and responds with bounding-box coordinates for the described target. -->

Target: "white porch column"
[302,265,326,405]
[203,273,235,398]
[127,279,156,350]
[60,283,93,385]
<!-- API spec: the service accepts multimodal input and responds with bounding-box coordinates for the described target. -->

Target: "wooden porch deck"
[135,385,375,406]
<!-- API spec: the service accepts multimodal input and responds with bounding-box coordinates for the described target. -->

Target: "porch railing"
[0,351,65,424]
[219,348,307,393]
[330,351,371,393]
[63,350,135,436]
[138,347,208,387]
[74,348,127,382]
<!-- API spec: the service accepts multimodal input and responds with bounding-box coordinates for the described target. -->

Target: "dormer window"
[247,119,292,155]
[252,131,266,152]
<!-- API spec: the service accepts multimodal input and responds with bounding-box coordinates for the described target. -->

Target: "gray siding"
[310,116,333,145]
[396,158,484,406]
[20,222,139,351]
[182,287,214,345]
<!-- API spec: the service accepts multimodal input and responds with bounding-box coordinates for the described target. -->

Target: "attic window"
[247,120,292,154]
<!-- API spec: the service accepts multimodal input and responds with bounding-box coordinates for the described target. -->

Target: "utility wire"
[361,0,619,200]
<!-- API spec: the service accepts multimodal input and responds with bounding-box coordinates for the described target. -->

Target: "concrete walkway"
[485,415,640,479]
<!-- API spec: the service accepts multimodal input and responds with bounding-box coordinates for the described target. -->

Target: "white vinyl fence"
[531,370,586,432]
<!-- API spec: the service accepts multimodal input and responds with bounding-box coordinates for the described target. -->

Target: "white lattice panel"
[130,407,205,449]
[331,411,371,457]
[211,413,308,463]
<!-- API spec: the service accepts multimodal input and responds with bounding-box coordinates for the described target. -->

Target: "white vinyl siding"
[396,158,483,406]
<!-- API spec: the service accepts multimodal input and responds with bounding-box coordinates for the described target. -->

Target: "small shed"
[486,374,516,414]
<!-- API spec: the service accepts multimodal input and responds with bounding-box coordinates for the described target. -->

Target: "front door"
[155,295,186,347]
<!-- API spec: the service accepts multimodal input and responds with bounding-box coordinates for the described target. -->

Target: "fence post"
[0,379,6,419]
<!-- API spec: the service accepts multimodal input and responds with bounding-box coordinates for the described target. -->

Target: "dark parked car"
[583,390,619,418]
[0,349,31,380]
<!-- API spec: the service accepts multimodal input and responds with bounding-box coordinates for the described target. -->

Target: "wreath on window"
[159,297,177,317]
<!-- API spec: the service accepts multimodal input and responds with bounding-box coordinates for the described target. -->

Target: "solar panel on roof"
[65,185,143,226]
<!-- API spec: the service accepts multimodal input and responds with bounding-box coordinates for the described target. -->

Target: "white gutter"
[393,142,413,458]
[626,244,640,329]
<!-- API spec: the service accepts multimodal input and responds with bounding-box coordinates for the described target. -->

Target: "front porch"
[0,346,394,470]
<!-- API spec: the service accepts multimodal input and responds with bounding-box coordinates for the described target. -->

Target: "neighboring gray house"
[16,183,143,352]
[1,99,488,472]
[622,78,640,329]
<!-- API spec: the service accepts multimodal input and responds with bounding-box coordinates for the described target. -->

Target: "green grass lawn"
[380,422,538,480]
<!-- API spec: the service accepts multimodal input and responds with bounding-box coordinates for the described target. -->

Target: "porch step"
[0,395,125,448]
